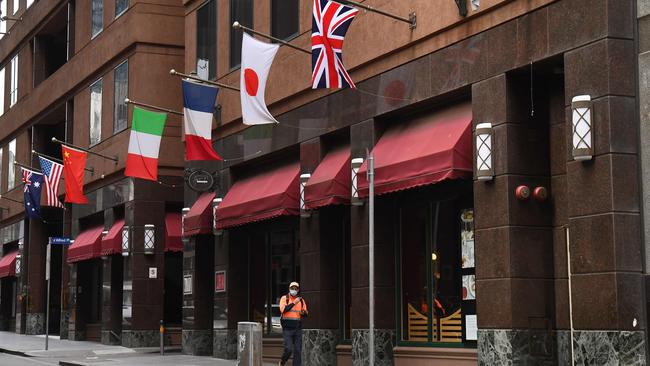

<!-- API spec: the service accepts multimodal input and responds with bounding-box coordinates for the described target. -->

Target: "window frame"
[229,0,253,70]
[113,60,128,134]
[9,55,17,107]
[12,0,18,15]
[115,0,128,18]
[270,0,300,42]
[196,0,217,80]
[7,139,16,191]
[0,0,7,39]
[0,67,5,116]
[91,0,104,39]
[89,78,103,147]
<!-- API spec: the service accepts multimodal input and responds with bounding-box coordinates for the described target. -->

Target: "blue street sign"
[48,237,71,245]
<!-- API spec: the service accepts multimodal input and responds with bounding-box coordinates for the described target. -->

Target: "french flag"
[182,80,222,161]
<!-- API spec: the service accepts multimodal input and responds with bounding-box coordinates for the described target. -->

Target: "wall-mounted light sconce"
[15,253,21,275]
[212,198,222,236]
[144,225,155,255]
[181,207,190,243]
[121,226,130,256]
[515,185,530,201]
[351,158,364,206]
[571,95,593,161]
[300,173,311,218]
[475,123,494,181]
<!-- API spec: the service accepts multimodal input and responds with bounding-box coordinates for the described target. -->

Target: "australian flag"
[311,0,359,89]
[22,168,44,219]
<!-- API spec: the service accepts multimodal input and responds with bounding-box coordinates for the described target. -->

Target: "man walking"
[279,282,308,366]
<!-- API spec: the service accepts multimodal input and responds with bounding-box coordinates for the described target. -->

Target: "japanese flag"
[240,32,279,125]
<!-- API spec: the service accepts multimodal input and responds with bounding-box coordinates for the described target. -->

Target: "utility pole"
[368,152,375,366]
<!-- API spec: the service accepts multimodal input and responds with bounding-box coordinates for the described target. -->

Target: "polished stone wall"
[25,312,45,335]
[182,329,213,355]
[573,331,645,365]
[351,329,395,366]
[302,329,340,366]
[213,329,237,360]
[122,330,160,348]
[59,310,69,339]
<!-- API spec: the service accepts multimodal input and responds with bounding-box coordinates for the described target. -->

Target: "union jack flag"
[312,0,359,89]
[38,156,64,208]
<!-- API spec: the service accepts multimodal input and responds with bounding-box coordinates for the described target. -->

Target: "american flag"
[38,156,64,208]
[311,0,359,89]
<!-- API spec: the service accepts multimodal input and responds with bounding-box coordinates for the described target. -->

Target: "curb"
[0,347,30,357]
[59,362,87,366]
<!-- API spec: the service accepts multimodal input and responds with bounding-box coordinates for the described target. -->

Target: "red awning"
[101,219,125,256]
[165,213,183,252]
[184,192,216,236]
[0,251,18,278]
[304,146,351,209]
[358,103,472,196]
[67,226,104,263]
[217,163,300,229]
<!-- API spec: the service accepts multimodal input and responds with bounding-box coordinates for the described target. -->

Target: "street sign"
[48,237,71,245]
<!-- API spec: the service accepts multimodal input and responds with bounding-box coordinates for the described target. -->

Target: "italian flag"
[125,106,167,181]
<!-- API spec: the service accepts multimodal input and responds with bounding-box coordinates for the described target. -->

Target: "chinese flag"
[62,145,88,204]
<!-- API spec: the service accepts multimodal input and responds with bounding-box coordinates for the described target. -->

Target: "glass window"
[113,61,128,133]
[10,55,17,107]
[0,1,6,39]
[91,0,103,38]
[399,196,475,345]
[271,0,299,40]
[196,0,216,79]
[115,0,128,17]
[229,0,253,68]
[250,229,299,336]
[89,79,102,146]
[26,0,33,8]
[0,67,5,116]
[12,0,17,14]
[7,139,15,190]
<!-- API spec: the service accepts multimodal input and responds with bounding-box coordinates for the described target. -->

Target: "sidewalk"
[0,331,275,366]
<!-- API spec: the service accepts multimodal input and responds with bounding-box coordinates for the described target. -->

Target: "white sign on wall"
[183,275,193,295]
[149,267,157,279]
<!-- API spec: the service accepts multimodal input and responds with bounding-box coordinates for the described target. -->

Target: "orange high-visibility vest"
[280,295,307,320]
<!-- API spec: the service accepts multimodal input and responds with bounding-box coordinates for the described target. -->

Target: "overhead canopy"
[184,192,216,236]
[217,163,299,229]
[0,251,18,278]
[304,146,351,209]
[100,219,125,256]
[358,103,472,196]
[165,213,182,252]
[67,226,104,263]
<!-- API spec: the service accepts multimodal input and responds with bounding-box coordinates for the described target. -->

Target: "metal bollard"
[237,322,262,366]
[159,320,165,356]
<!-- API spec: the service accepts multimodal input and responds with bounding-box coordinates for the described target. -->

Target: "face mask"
[289,289,298,297]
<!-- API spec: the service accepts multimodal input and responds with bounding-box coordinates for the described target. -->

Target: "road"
[0,353,59,365]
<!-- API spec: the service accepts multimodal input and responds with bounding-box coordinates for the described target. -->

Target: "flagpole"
[124,98,184,116]
[32,150,94,174]
[344,0,416,29]
[232,22,311,55]
[51,137,118,164]
[0,195,23,204]
[169,69,240,92]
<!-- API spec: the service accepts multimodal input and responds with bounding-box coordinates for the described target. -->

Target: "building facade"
[0,0,647,365]
[181,0,647,365]
[0,0,186,348]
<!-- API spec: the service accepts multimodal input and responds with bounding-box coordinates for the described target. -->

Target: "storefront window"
[398,192,475,345]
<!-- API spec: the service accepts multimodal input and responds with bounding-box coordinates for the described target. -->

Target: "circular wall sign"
[188,170,215,192]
